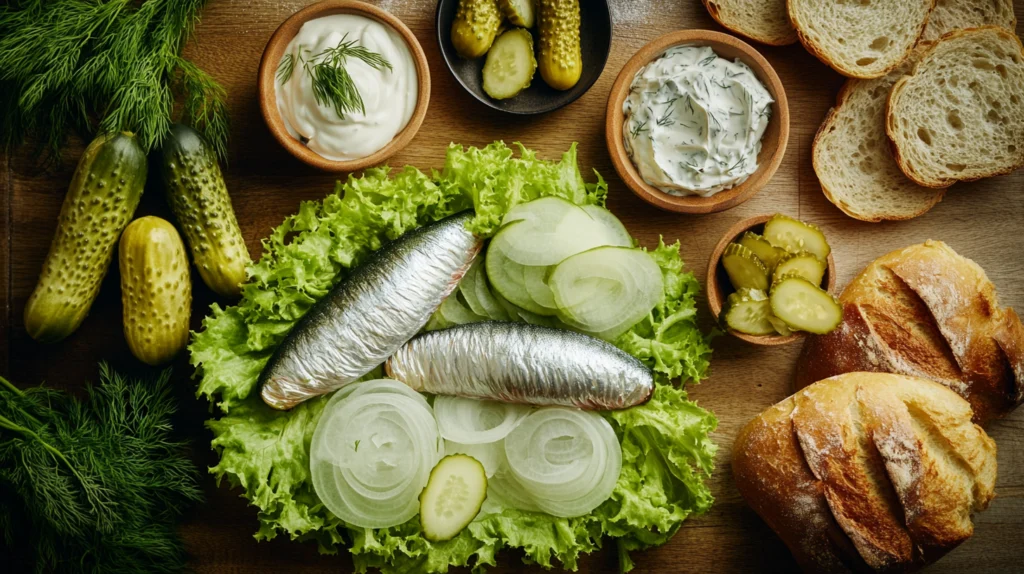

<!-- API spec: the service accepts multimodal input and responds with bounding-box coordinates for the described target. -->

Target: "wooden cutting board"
[2,1,1022,572]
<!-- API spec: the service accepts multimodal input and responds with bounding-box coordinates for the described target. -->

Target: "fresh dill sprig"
[0,363,202,573]
[0,0,229,165]
[278,34,392,119]
[630,119,649,139]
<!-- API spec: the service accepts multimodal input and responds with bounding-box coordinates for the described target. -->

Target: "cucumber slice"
[721,243,770,291]
[492,198,614,266]
[773,252,826,286]
[769,273,842,334]
[440,292,487,325]
[492,289,559,327]
[736,231,785,272]
[483,29,537,100]
[419,454,487,542]
[523,265,557,310]
[763,214,831,261]
[485,238,556,316]
[499,0,535,28]
[580,205,632,247]
[471,259,511,321]
[459,260,490,317]
[721,289,775,336]
[550,246,663,335]
[767,315,794,336]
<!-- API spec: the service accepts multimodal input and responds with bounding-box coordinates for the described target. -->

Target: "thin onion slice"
[311,380,442,528]
[500,408,621,517]
[444,439,503,477]
[433,396,532,444]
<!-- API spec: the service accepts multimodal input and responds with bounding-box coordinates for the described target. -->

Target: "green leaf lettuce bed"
[190,142,717,573]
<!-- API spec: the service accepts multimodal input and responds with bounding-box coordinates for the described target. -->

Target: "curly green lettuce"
[191,142,716,572]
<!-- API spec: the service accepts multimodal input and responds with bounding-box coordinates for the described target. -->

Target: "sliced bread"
[787,0,935,78]
[887,26,1024,187]
[813,48,946,222]
[702,0,798,46]
[921,0,1017,42]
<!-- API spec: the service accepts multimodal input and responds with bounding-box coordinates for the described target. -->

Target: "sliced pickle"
[737,231,785,272]
[721,243,770,291]
[721,288,775,336]
[773,251,827,286]
[767,315,794,336]
[769,273,842,334]
[763,214,831,261]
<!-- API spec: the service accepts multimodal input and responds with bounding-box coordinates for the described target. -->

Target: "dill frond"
[0,0,230,166]
[302,34,392,119]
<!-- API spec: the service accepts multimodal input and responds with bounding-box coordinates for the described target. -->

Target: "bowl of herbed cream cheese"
[606,30,789,214]
[258,1,430,172]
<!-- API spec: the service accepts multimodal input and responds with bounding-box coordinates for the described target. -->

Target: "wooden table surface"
[2,1,1023,572]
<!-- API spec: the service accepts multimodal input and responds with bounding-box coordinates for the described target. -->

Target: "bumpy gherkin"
[452,0,503,58]
[537,0,582,90]
[24,132,146,343]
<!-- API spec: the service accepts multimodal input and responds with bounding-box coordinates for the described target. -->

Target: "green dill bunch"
[0,0,229,164]
[0,363,202,573]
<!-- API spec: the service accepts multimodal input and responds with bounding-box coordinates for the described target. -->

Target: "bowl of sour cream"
[259,1,430,172]
[605,30,789,214]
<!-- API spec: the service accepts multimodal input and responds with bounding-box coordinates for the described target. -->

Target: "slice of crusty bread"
[921,0,1017,42]
[787,0,935,78]
[813,48,946,222]
[702,0,798,46]
[887,27,1024,187]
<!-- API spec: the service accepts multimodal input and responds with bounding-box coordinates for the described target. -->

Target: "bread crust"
[701,0,799,47]
[734,373,997,573]
[795,241,1024,424]
[787,0,936,79]
[886,26,1024,187]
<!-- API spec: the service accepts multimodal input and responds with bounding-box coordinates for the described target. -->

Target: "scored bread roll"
[796,240,1024,424]
[733,372,997,573]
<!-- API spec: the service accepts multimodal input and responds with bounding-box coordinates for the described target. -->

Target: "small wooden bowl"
[706,214,837,346]
[605,30,790,214]
[258,0,430,172]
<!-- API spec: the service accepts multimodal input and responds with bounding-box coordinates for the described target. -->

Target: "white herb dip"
[622,45,773,197]
[275,14,417,161]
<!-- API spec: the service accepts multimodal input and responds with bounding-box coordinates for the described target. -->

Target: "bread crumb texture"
[702,0,798,46]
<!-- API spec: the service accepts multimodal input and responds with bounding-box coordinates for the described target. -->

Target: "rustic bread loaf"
[796,240,1024,424]
[787,0,934,78]
[887,27,1024,187]
[813,47,946,222]
[921,0,1017,42]
[702,0,798,46]
[734,372,997,573]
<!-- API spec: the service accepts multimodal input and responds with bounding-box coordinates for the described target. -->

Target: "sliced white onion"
[325,378,430,412]
[500,408,621,517]
[444,439,503,477]
[311,380,442,528]
[433,396,532,444]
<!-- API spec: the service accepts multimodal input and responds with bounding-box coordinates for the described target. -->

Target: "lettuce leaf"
[191,142,717,572]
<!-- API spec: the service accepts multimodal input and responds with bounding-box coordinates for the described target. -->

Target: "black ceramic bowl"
[435,0,612,115]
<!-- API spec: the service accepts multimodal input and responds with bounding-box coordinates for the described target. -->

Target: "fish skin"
[385,322,654,410]
[259,212,482,410]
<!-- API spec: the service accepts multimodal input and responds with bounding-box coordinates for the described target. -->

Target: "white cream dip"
[275,14,417,161]
[622,45,773,197]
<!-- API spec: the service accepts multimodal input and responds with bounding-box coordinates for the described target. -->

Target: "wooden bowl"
[435,0,612,115]
[605,30,789,214]
[258,1,430,172]
[706,214,837,346]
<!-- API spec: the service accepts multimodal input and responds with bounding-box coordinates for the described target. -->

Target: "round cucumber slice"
[549,246,663,335]
[769,274,842,334]
[419,454,487,541]
[523,265,557,311]
[485,238,555,316]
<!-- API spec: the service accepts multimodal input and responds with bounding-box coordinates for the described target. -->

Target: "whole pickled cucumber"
[161,124,250,298]
[452,0,502,59]
[537,0,582,91]
[24,132,147,343]
[119,216,191,366]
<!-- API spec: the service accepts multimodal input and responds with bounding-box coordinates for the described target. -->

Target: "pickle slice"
[721,289,775,336]
[767,315,794,336]
[737,232,785,272]
[773,252,826,286]
[769,273,842,334]
[482,28,537,100]
[763,214,831,261]
[721,243,769,291]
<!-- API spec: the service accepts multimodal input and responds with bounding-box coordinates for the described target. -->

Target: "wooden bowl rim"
[605,29,790,214]
[257,0,431,173]
[706,214,838,346]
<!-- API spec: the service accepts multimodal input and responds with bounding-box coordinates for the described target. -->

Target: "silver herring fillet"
[259,212,481,410]
[385,322,654,410]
